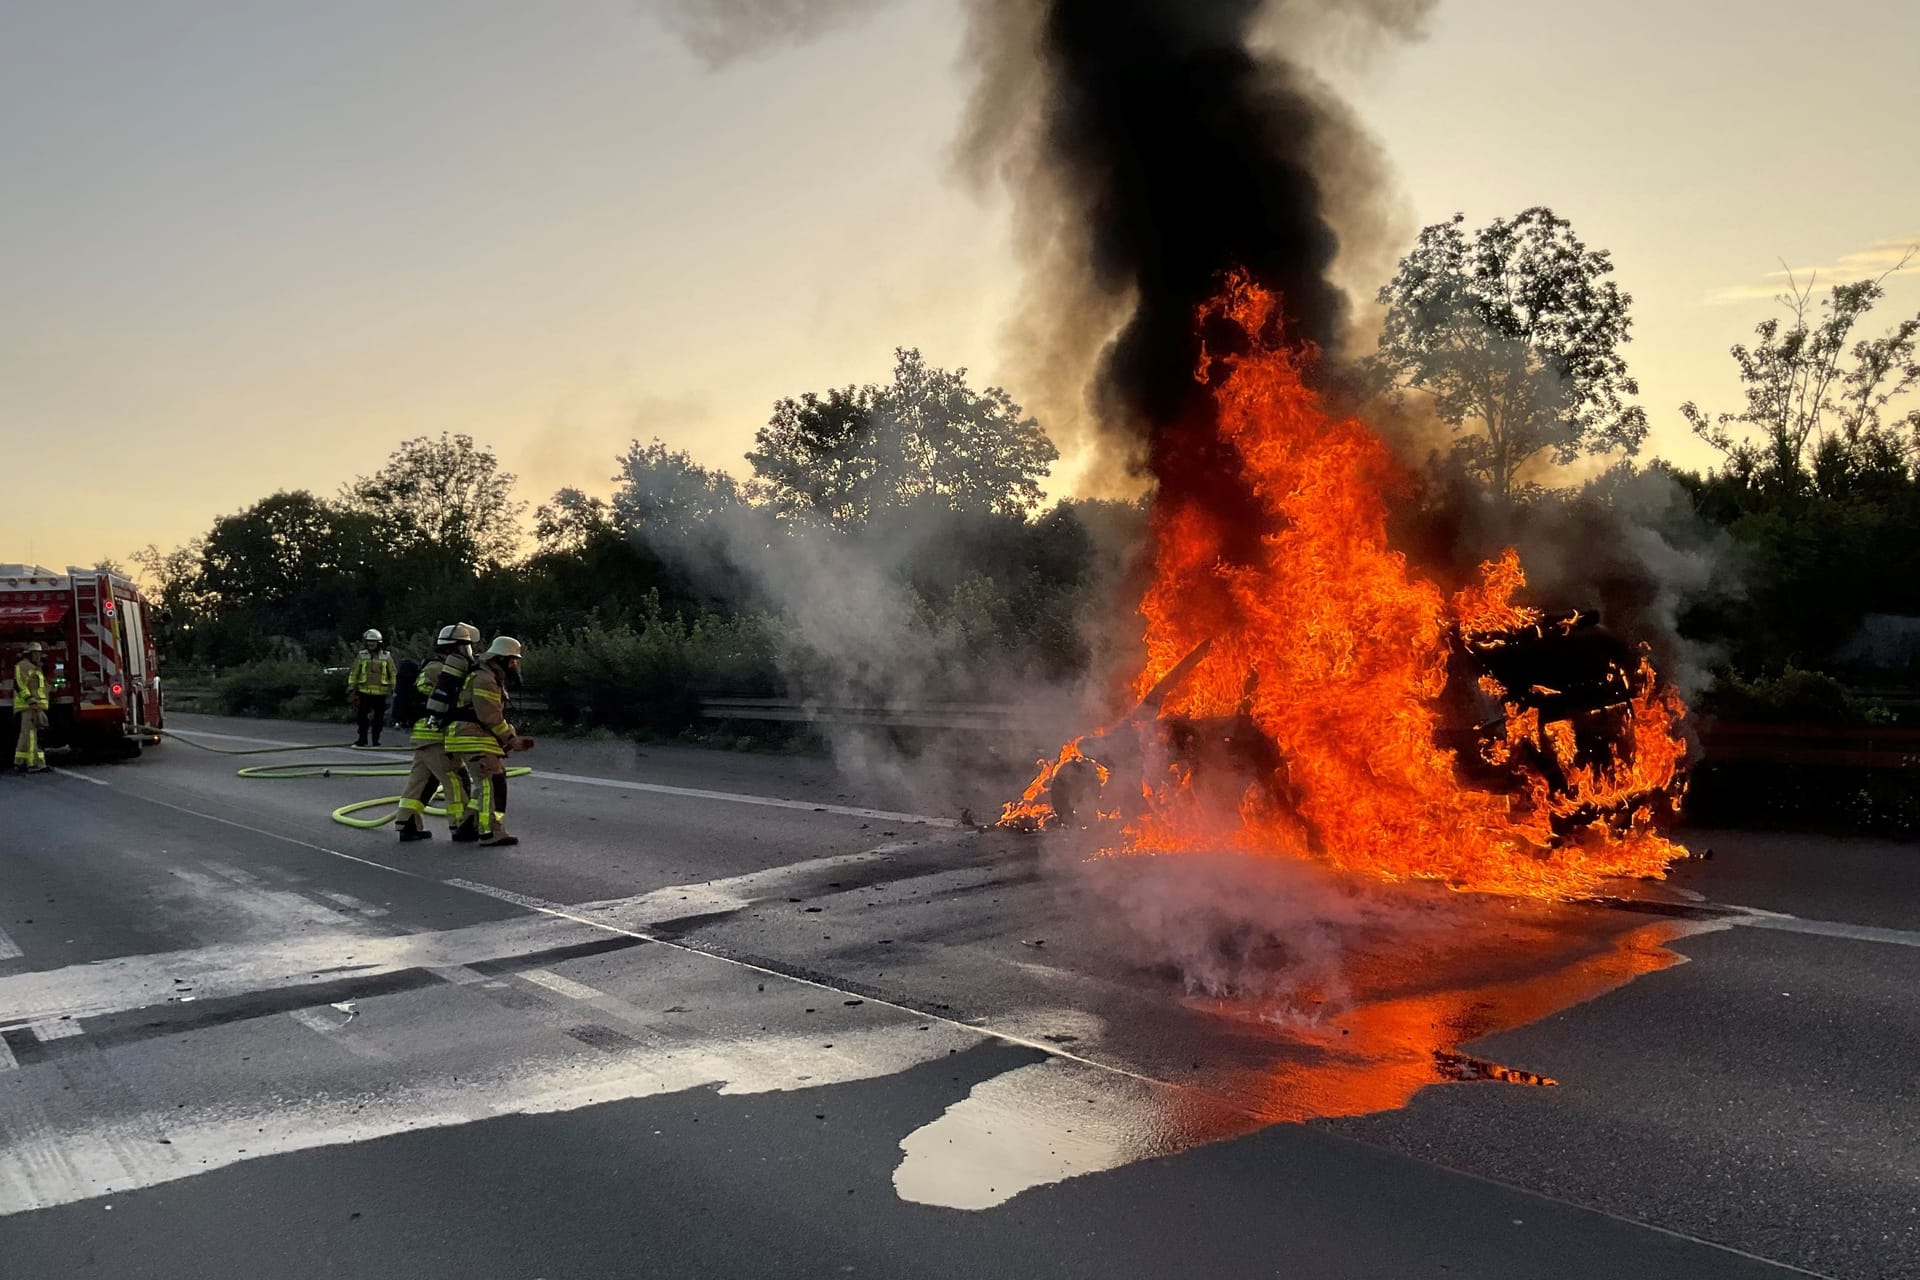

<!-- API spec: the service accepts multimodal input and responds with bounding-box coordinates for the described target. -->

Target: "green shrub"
[528,608,780,733]
[212,660,345,718]
[1710,666,1859,725]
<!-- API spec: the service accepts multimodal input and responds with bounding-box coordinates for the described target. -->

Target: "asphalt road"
[1,713,1914,1279]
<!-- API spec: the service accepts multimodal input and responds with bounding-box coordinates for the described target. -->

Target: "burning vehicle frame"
[1015,610,1684,851]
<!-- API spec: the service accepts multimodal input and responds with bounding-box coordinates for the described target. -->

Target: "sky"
[2,0,1915,570]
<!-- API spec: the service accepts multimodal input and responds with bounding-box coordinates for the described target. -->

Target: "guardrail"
[697,697,1033,733]
[697,699,1920,769]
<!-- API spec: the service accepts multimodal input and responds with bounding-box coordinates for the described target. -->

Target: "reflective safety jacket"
[446,664,516,757]
[12,661,49,712]
[349,651,397,696]
[409,658,447,745]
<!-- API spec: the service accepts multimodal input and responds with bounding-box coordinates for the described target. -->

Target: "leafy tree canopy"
[1374,207,1648,498]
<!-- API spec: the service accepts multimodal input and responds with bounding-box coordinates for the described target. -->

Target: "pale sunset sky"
[2,0,1916,569]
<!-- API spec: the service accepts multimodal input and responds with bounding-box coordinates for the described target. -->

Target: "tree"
[197,491,373,609]
[533,488,616,558]
[610,440,745,544]
[1682,253,1920,489]
[342,433,526,568]
[747,348,1058,529]
[1374,208,1648,498]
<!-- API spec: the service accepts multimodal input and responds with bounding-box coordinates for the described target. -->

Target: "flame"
[1004,273,1690,899]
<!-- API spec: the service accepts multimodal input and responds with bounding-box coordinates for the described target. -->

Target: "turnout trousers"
[14,710,47,770]
[452,750,509,839]
[398,742,466,828]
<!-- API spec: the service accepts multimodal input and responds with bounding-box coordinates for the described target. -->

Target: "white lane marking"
[443,879,564,912]
[0,913,606,1029]
[0,1037,14,1071]
[0,925,21,962]
[518,968,605,1002]
[0,1016,979,1216]
[446,837,934,931]
[171,721,958,825]
[49,768,107,787]
[1725,907,1920,949]
[29,1019,82,1042]
[533,768,963,828]
[160,727,364,749]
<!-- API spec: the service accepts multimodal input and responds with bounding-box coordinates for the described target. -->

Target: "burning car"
[999,276,1691,899]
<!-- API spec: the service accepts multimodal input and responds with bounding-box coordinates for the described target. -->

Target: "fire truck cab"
[0,564,164,760]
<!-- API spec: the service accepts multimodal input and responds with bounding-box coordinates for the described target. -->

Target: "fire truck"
[0,564,164,760]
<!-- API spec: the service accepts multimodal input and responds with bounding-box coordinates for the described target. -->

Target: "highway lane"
[0,713,1913,1277]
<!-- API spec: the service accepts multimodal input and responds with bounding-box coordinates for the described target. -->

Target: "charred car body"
[1022,612,1683,845]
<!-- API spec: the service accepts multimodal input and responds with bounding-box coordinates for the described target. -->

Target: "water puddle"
[896,910,1718,1209]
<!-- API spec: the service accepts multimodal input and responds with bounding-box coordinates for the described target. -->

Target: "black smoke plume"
[961,0,1431,559]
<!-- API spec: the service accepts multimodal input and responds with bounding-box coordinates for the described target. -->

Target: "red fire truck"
[0,564,164,760]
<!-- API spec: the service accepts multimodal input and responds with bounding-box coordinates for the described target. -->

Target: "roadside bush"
[529,610,780,733]
[1708,666,1860,725]
[212,660,346,719]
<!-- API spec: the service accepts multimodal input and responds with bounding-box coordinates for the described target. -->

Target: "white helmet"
[484,636,523,661]
[452,622,480,644]
[362,629,383,644]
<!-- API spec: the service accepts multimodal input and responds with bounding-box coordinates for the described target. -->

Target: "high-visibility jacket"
[446,664,515,757]
[349,651,396,696]
[409,658,447,745]
[12,661,49,712]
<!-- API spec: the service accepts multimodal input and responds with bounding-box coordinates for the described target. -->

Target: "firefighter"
[395,623,479,843]
[446,636,533,848]
[13,642,51,773]
[348,628,396,747]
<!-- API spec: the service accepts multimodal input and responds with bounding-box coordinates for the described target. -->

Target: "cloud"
[650,0,896,66]
[1707,233,1920,304]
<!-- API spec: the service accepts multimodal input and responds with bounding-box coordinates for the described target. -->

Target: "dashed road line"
[0,925,22,962]
[49,767,107,787]
[518,967,606,1002]
[29,1019,83,1042]
[0,1037,15,1071]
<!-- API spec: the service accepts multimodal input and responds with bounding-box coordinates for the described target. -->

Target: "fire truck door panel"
[121,601,147,680]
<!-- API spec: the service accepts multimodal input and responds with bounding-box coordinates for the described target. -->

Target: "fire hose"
[135,725,532,830]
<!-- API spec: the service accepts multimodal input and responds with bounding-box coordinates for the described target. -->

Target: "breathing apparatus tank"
[423,622,482,728]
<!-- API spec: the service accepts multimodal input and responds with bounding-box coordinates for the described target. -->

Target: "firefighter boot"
[479,823,519,849]
[396,817,433,843]
[451,816,480,843]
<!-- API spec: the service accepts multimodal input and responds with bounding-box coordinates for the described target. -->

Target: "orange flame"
[1005,273,1690,899]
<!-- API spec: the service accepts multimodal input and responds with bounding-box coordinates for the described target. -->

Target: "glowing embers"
[1003,272,1691,899]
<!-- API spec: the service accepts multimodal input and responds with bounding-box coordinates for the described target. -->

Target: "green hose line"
[136,725,366,756]
[236,762,412,779]
[320,766,534,829]
[137,725,531,831]
[234,753,531,830]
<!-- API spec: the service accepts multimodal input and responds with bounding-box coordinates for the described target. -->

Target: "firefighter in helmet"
[445,636,533,848]
[395,623,479,843]
[348,628,396,747]
[13,642,51,773]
